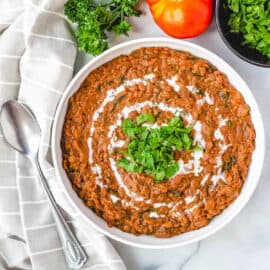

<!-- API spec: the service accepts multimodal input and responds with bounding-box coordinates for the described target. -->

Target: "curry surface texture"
[61,47,255,238]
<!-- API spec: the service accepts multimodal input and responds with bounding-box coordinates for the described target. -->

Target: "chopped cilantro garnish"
[117,113,197,182]
[227,0,270,58]
[136,113,155,125]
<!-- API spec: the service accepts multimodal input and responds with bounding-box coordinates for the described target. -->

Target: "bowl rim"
[52,37,265,249]
[215,0,270,68]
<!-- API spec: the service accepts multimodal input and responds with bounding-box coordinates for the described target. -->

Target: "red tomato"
[147,0,213,38]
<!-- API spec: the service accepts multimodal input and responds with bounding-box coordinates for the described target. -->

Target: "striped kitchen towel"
[0,0,126,269]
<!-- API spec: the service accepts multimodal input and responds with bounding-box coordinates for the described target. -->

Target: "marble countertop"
[75,3,270,269]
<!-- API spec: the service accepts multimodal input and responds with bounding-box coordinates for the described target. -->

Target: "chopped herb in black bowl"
[216,0,270,67]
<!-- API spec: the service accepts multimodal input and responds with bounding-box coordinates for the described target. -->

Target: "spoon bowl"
[0,100,41,158]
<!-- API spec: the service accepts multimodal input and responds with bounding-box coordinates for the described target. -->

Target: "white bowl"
[52,38,265,249]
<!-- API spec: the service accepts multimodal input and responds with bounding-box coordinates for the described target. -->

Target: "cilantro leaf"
[117,158,143,173]
[155,170,166,182]
[165,163,179,179]
[122,119,138,137]
[136,113,155,125]
[181,133,192,150]
[169,116,183,127]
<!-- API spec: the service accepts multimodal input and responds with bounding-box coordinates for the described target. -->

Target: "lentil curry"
[62,47,255,237]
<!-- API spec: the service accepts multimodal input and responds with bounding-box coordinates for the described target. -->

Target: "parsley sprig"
[117,113,197,182]
[64,0,141,56]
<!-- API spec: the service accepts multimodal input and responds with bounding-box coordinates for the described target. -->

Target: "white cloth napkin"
[0,0,126,269]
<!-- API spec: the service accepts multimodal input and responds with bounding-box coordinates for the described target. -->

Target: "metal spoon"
[0,100,87,269]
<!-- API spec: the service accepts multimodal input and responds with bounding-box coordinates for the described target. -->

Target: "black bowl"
[216,0,270,67]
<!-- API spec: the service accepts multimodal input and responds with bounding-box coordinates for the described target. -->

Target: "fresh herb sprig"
[64,0,141,56]
[117,113,197,182]
[227,0,270,58]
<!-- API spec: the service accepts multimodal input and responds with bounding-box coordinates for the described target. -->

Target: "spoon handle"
[32,158,87,269]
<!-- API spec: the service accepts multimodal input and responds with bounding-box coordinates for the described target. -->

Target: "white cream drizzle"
[121,101,183,118]
[121,200,140,210]
[185,190,199,204]
[201,173,210,186]
[86,75,234,210]
[109,157,146,201]
[153,202,174,208]
[219,117,228,127]
[193,121,206,148]
[220,143,230,153]
[170,200,201,217]
[185,203,200,215]
[214,117,228,141]
[215,144,231,168]
[171,211,182,218]
[197,92,214,106]
[110,194,120,203]
[177,150,203,176]
[166,76,180,92]
[214,129,224,141]
[149,212,165,218]
[177,159,193,174]
[88,138,93,164]
[186,85,213,105]
[92,74,155,122]
[211,143,231,186]
[170,202,182,215]
[91,165,104,188]
[211,116,231,185]
[183,112,194,125]
[186,85,198,94]
[211,170,226,186]
[192,150,204,176]
[111,139,125,148]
